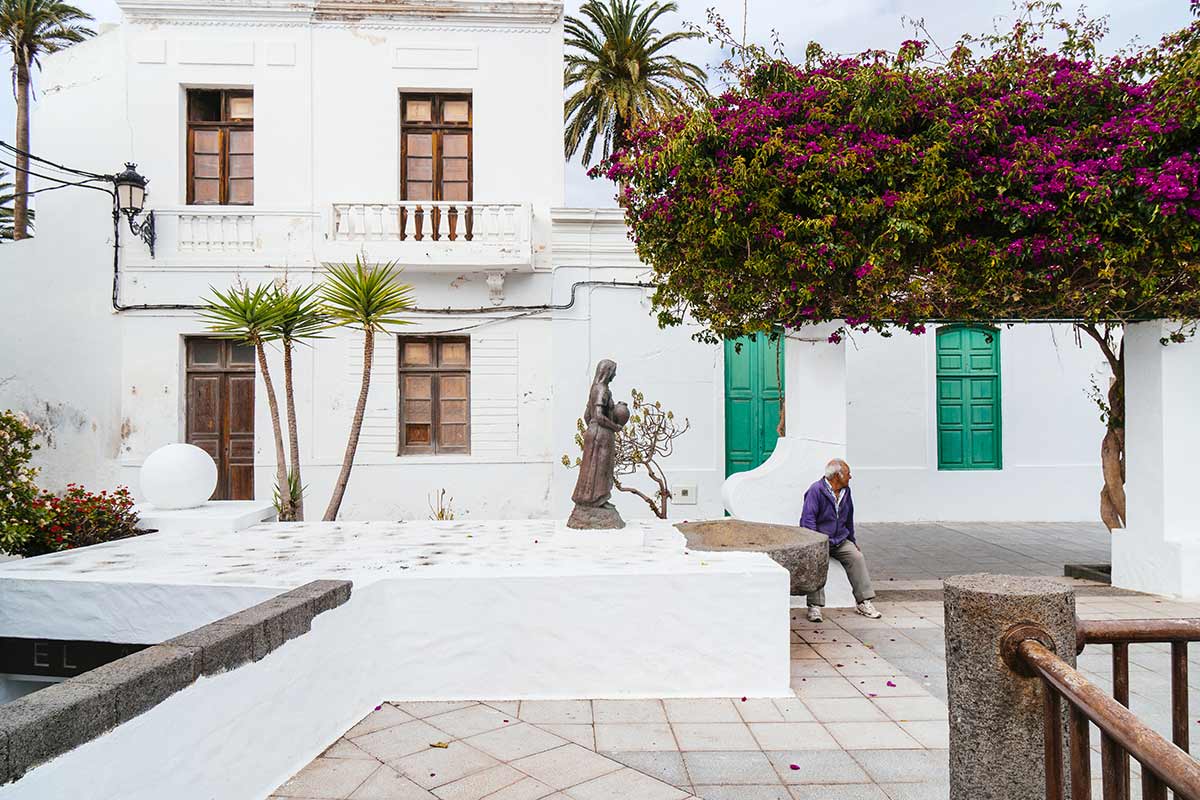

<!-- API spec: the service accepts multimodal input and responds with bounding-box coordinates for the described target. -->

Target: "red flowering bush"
[15,484,145,558]
[0,410,48,554]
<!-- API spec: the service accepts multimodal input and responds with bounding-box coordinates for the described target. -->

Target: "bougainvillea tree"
[604,2,1200,529]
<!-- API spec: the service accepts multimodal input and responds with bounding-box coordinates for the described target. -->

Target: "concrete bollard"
[944,574,1077,800]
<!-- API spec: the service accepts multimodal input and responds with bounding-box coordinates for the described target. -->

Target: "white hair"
[824,459,848,479]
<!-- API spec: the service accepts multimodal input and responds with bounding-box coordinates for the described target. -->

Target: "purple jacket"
[799,478,855,547]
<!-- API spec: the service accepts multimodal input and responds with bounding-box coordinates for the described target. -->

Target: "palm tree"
[199,285,293,520]
[267,283,327,521]
[320,257,414,521]
[564,0,707,166]
[0,0,94,240]
[0,165,29,239]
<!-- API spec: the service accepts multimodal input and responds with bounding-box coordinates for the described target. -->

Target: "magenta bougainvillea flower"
[603,3,1200,344]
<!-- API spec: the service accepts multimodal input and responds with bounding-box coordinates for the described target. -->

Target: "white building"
[0,0,1114,530]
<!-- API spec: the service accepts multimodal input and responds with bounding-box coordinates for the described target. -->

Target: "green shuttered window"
[936,326,1002,470]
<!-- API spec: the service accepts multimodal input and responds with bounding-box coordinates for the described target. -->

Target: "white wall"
[0,523,789,799]
[111,3,563,284]
[4,2,568,521]
[847,324,1109,521]
[113,277,558,521]
[548,208,729,522]
[0,29,127,493]
[1113,322,1200,598]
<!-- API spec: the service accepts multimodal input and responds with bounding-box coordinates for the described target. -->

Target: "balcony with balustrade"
[322,201,533,270]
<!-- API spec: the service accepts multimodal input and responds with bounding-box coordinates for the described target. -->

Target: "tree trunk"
[323,328,374,521]
[775,336,786,437]
[1099,350,1126,530]
[255,342,292,521]
[283,340,304,520]
[1079,324,1126,531]
[13,59,31,240]
[613,113,629,155]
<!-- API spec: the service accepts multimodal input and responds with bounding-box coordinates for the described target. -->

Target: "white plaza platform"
[0,519,790,699]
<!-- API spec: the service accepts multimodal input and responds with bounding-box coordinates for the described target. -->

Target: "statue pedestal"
[567,503,626,530]
[134,500,277,535]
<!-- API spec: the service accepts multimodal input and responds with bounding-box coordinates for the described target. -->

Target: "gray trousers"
[806,540,876,607]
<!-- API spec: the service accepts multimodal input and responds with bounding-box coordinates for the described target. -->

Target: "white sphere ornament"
[140,443,218,510]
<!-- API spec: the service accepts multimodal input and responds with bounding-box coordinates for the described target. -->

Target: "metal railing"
[1007,618,1200,800]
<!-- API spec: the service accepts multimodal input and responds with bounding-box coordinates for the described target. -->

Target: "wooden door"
[724,334,784,477]
[185,338,256,499]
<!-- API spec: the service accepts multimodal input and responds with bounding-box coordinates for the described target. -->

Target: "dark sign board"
[0,638,148,679]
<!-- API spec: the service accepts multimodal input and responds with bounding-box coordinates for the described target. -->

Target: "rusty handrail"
[1018,639,1200,800]
[1076,616,1198,776]
[1077,618,1200,652]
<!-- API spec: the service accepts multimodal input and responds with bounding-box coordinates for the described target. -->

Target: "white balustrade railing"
[176,211,256,253]
[331,202,530,245]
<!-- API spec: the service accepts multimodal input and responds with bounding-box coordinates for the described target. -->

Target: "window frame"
[935,324,1003,471]
[398,92,473,204]
[397,335,472,456]
[186,89,254,206]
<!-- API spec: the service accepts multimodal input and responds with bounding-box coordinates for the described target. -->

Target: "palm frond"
[198,284,285,344]
[269,283,329,343]
[320,255,416,333]
[0,0,95,78]
[563,0,707,166]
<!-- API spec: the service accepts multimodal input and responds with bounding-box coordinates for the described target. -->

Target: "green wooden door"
[724,335,784,477]
[936,325,1002,470]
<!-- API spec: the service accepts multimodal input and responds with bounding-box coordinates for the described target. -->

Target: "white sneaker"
[856,600,882,619]
[807,607,823,623]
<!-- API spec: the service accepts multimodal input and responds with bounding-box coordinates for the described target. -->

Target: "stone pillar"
[1112,321,1200,599]
[944,574,1077,800]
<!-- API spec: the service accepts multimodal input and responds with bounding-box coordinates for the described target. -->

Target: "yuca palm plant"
[198,284,294,520]
[564,0,707,166]
[320,257,414,521]
[0,0,94,240]
[266,283,327,521]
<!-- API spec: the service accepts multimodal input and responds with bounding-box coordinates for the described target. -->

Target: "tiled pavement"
[855,521,1110,581]
[272,604,953,800]
[274,591,1200,800]
[273,522,1199,800]
[830,592,1200,799]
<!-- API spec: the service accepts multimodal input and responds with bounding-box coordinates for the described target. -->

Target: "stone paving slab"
[273,581,1200,800]
[272,608,951,800]
[855,521,1110,581]
[822,591,1200,799]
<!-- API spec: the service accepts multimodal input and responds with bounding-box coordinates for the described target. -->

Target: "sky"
[1,0,1194,207]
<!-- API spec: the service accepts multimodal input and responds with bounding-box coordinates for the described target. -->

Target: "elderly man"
[800,459,881,622]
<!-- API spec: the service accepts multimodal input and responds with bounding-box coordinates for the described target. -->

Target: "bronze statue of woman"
[568,359,628,529]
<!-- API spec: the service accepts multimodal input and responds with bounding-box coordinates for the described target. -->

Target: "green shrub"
[0,410,48,555]
[16,484,143,558]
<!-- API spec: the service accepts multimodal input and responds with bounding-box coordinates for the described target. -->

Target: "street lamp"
[112,162,155,258]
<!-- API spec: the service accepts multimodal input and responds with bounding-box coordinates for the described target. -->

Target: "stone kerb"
[0,579,352,785]
[944,574,1077,800]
